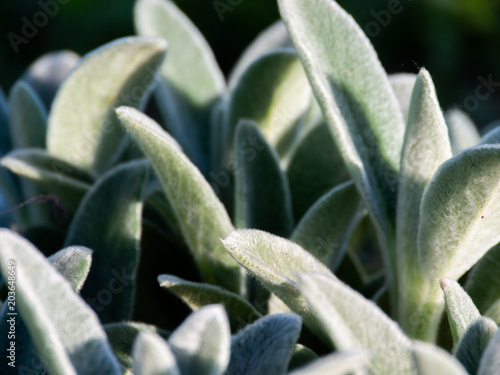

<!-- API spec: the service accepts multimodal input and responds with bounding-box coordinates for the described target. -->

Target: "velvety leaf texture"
[133,331,180,375]
[65,160,148,323]
[413,341,468,375]
[478,327,500,375]
[389,73,417,122]
[47,37,166,175]
[289,350,370,375]
[117,106,243,293]
[226,313,302,375]
[446,109,481,155]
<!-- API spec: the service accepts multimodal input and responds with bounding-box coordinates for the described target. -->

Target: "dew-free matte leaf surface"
[0,229,120,375]
[485,300,500,324]
[418,145,500,280]
[291,182,362,269]
[48,246,93,292]
[286,119,349,221]
[226,314,302,375]
[135,0,225,174]
[117,107,243,293]
[234,120,293,237]
[297,273,416,375]
[480,126,500,146]
[466,242,500,314]
[22,50,80,109]
[413,341,468,375]
[133,331,180,375]
[158,274,261,332]
[8,80,47,149]
[168,305,230,375]
[445,109,481,155]
[440,278,481,345]
[65,160,148,323]
[389,73,417,121]
[455,317,497,375]
[1,148,92,212]
[222,229,332,319]
[279,0,405,246]
[227,49,311,159]
[0,87,12,155]
[47,37,166,175]
[478,327,500,374]
[289,350,370,375]
[228,21,291,88]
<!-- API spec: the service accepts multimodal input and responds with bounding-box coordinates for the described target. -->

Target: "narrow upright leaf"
[48,246,93,292]
[117,107,243,293]
[289,350,370,375]
[485,300,500,324]
[158,274,261,332]
[65,160,148,323]
[440,278,481,345]
[133,331,180,375]
[135,0,225,174]
[226,314,302,375]
[478,328,500,375]
[8,80,47,149]
[466,242,500,314]
[222,229,332,320]
[455,317,497,374]
[297,273,416,375]
[229,21,291,87]
[234,120,293,237]
[413,341,468,375]
[279,0,405,248]
[389,73,417,121]
[480,126,500,146]
[291,182,362,269]
[47,37,166,175]
[0,229,120,375]
[168,305,230,375]
[418,145,500,281]
[0,87,12,155]
[446,109,481,155]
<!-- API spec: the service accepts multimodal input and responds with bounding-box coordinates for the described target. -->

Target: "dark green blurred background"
[1,0,499,128]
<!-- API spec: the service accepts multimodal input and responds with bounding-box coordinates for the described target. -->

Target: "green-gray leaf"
[117,106,243,293]
[297,272,416,375]
[389,73,417,122]
[65,160,148,323]
[479,126,500,145]
[418,145,500,281]
[0,86,12,155]
[446,109,481,155]
[466,242,500,314]
[478,327,500,375]
[455,317,497,375]
[234,120,293,237]
[135,0,225,174]
[168,305,230,375]
[289,350,370,375]
[1,148,92,212]
[133,331,180,375]
[48,246,93,292]
[8,80,47,149]
[158,274,261,332]
[47,37,166,175]
[279,0,405,249]
[226,314,302,375]
[0,229,120,375]
[291,181,362,269]
[485,299,500,325]
[413,341,468,375]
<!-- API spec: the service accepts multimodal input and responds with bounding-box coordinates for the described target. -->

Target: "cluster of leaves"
[1,0,500,374]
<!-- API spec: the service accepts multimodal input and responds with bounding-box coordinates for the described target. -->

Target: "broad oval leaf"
[117,106,243,293]
[234,120,293,237]
[1,148,92,212]
[168,305,230,375]
[440,278,481,346]
[228,21,291,88]
[158,274,261,332]
[0,229,120,375]
[478,327,500,375]
[135,0,225,174]
[389,73,417,122]
[297,272,416,375]
[8,80,47,149]
[279,0,405,245]
[445,109,481,155]
[413,341,468,375]
[455,317,497,375]
[221,229,332,320]
[65,160,149,323]
[133,331,180,375]
[289,350,370,375]
[226,313,302,375]
[47,37,166,175]
[418,145,500,280]
[291,181,362,269]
